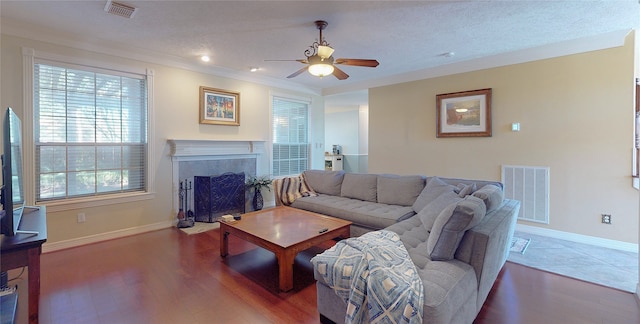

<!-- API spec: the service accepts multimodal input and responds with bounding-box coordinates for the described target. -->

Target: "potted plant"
[246,175,272,210]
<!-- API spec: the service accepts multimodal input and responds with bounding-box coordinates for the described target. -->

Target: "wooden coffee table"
[219,206,351,292]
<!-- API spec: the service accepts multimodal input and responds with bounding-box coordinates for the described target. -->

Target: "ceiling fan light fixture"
[276,20,378,80]
[308,63,334,77]
[317,45,335,59]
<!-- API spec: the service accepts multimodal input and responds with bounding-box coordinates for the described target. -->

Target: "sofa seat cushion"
[290,194,415,229]
[386,216,479,323]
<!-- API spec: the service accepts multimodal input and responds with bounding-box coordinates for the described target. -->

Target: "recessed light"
[443,52,455,58]
[201,55,210,62]
[249,67,259,72]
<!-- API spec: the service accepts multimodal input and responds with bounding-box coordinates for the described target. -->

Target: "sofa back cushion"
[376,175,425,206]
[340,173,378,202]
[303,170,345,196]
[427,195,487,261]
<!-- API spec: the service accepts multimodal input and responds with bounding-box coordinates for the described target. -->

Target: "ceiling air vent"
[104,0,138,19]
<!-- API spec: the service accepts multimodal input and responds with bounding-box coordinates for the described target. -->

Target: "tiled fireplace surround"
[168,139,267,215]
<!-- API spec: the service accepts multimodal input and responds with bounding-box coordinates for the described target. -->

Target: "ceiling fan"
[268,20,379,80]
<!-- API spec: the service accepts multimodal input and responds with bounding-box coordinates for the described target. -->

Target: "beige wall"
[369,33,638,243]
[1,34,324,244]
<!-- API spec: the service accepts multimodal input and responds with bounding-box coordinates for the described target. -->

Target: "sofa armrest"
[454,198,520,311]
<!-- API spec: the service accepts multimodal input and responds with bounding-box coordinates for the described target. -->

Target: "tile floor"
[507,231,639,292]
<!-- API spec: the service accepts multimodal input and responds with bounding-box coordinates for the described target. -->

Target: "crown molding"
[1,18,322,96]
[2,18,632,97]
[322,29,632,96]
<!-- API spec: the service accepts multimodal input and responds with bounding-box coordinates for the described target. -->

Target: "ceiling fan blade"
[335,58,379,67]
[287,66,309,79]
[332,66,349,80]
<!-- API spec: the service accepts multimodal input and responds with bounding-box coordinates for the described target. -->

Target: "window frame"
[270,93,312,178]
[633,78,639,189]
[22,47,155,212]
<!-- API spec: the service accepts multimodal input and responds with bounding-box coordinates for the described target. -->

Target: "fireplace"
[194,172,245,222]
[168,139,267,218]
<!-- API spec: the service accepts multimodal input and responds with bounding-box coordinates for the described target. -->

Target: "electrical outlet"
[77,213,86,223]
[601,214,611,224]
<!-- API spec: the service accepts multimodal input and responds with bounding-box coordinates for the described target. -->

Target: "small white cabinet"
[325,155,343,171]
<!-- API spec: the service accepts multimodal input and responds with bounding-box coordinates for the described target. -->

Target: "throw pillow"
[303,170,345,196]
[412,176,457,213]
[340,173,378,202]
[427,195,486,261]
[418,190,462,232]
[472,184,504,213]
[376,174,425,206]
[456,183,477,197]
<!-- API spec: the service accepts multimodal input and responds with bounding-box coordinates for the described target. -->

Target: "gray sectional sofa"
[286,170,520,324]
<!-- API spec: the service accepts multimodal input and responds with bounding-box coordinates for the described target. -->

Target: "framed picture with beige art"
[436,88,492,137]
[199,86,240,126]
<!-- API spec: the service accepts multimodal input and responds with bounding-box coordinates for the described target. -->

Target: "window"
[34,62,148,201]
[272,96,310,177]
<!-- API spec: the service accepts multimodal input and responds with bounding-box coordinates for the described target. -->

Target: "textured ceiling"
[1,0,639,99]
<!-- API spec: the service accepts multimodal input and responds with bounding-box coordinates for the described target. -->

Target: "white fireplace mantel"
[168,139,266,157]
[167,139,268,214]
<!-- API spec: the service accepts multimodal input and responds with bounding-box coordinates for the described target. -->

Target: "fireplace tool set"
[176,179,195,228]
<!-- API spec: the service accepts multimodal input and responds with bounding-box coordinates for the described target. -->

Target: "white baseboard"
[42,220,174,253]
[515,224,638,253]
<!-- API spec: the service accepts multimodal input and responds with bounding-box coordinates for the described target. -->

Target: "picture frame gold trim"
[436,88,492,137]
[199,86,240,126]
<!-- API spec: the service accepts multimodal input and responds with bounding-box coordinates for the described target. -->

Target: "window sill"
[38,191,156,213]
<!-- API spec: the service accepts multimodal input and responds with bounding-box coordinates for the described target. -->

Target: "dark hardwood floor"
[36,227,639,324]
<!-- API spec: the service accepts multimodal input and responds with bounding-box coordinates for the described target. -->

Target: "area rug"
[510,237,531,254]
[178,221,220,235]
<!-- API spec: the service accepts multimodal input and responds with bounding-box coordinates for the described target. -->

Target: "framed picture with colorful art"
[199,86,240,126]
[436,88,492,137]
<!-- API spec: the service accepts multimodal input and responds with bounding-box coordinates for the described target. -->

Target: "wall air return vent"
[104,0,138,19]
[501,165,550,224]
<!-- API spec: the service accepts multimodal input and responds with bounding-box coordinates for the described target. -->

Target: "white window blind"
[34,63,147,201]
[272,97,309,177]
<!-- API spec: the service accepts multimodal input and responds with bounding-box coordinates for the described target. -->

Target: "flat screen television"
[1,107,25,236]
